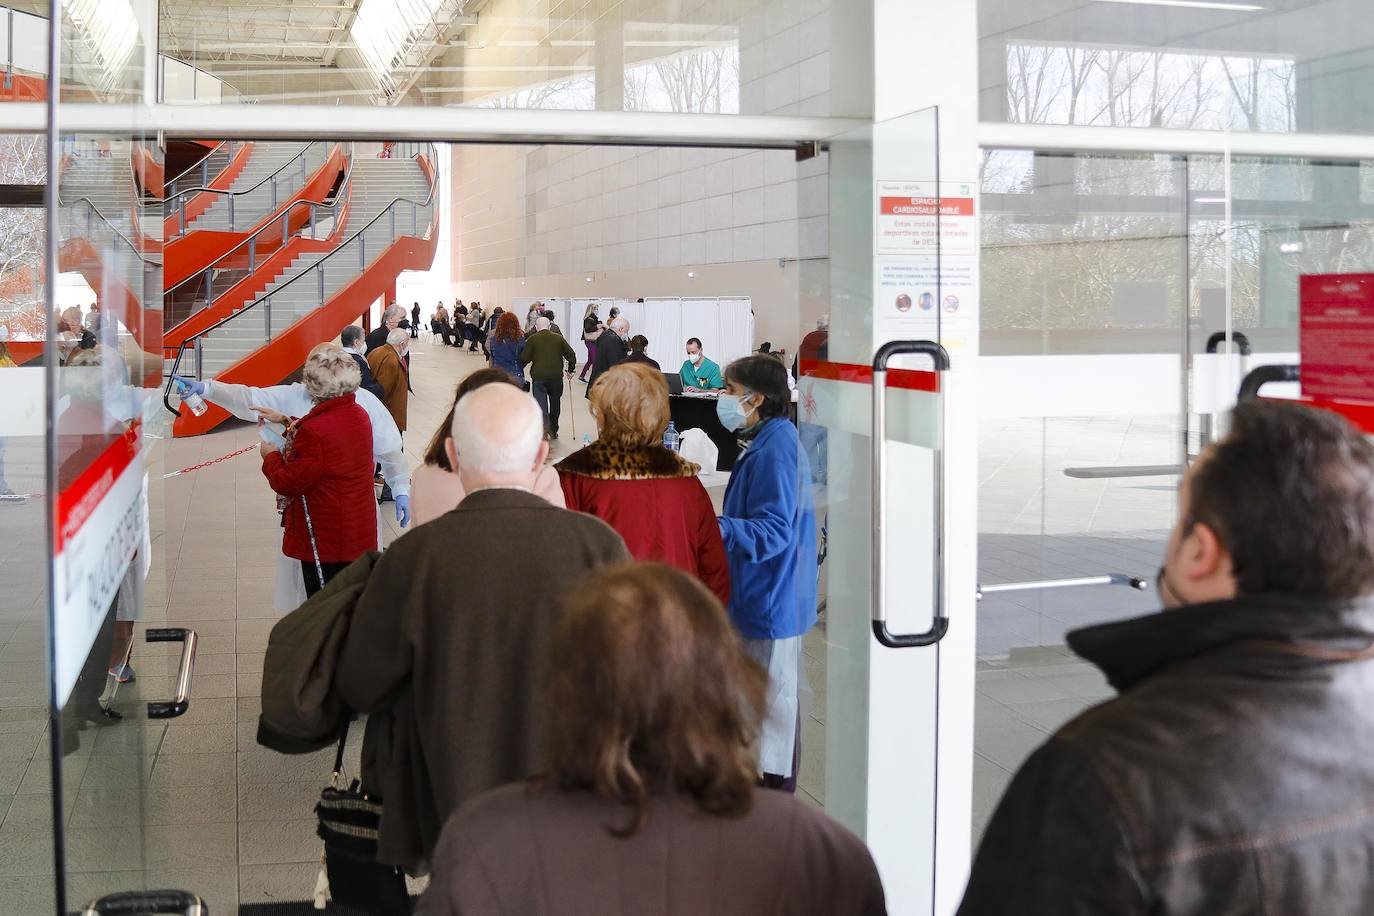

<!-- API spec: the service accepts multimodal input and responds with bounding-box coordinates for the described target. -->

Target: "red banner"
[56,421,141,551]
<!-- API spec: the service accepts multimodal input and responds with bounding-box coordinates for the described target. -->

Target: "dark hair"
[629,334,649,356]
[543,563,767,836]
[340,325,364,348]
[686,337,702,349]
[423,368,525,469]
[608,306,620,320]
[492,310,522,345]
[1188,400,1374,599]
[724,355,790,420]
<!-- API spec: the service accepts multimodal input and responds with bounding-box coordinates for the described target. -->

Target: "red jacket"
[262,393,377,563]
[556,441,730,606]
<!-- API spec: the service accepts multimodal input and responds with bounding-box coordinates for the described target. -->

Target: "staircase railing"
[166,140,237,200]
[162,143,438,417]
[166,141,333,237]
[165,143,356,320]
[58,140,160,263]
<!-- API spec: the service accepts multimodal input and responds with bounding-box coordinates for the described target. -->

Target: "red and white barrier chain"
[161,443,259,479]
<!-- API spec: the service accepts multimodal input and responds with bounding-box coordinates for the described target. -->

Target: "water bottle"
[663,421,679,452]
[178,380,208,417]
[582,434,592,448]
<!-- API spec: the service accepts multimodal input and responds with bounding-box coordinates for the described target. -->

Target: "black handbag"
[316,719,412,915]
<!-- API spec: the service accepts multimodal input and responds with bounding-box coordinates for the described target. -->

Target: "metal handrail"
[167,140,330,236]
[165,142,355,300]
[163,144,439,416]
[165,139,234,197]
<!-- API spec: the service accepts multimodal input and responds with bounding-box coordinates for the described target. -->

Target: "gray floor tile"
[238,861,322,905]
[238,819,321,866]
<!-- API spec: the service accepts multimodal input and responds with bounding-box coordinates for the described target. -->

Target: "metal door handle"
[81,889,207,915]
[872,340,951,648]
[977,573,1148,600]
[1204,331,1252,356]
[1238,364,1298,402]
[146,628,197,719]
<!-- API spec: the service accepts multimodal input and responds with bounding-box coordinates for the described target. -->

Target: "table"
[669,393,738,471]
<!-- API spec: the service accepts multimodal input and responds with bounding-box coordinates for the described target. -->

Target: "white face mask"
[688,351,702,364]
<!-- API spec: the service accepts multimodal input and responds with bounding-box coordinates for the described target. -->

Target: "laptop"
[664,372,684,395]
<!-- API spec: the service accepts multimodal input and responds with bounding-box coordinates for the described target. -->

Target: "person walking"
[717,354,817,793]
[336,384,630,871]
[557,363,728,604]
[587,315,629,397]
[411,369,566,527]
[416,563,885,916]
[578,302,602,382]
[259,345,377,596]
[367,328,410,434]
[488,311,527,388]
[520,316,577,438]
[410,302,421,339]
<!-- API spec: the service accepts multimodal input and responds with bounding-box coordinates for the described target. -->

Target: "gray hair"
[340,325,364,349]
[383,304,405,325]
[536,316,551,331]
[302,343,361,402]
[387,328,410,349]
[610,316,630,334]
[450,384,544,475]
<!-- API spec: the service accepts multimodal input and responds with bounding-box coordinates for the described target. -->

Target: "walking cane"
[566,371,577,439]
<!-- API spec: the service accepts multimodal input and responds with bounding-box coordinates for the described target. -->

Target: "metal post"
[228,193,235,231]
[359,234,365,267]
[390,206,395,239]
[271,179,277,210]
[205,267,213,304]
[412,201,417,235]
[318,265,324,304]
[308,205,315,239]
[195,338,203,380]
[5,8,12,89]
[248,239,255,274]
[265,295,272,342]
[200,157,207,187]
[281,210,289,244]
[178,196,186,235]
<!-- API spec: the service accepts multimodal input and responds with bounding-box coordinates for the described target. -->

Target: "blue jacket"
[490,339,526,385]
[719,417,817,640]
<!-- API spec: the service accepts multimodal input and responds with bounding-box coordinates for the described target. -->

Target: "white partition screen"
[640,298,684,369]
[679,297,721,368]
[715,297,755,369]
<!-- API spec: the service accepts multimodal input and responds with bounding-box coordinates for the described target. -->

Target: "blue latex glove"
[395,494,411,528]
[172,375,205,397]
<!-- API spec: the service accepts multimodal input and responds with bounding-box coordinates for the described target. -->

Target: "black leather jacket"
[959,594,1374,915]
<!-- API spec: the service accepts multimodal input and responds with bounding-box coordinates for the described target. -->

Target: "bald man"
[336,384,629,870]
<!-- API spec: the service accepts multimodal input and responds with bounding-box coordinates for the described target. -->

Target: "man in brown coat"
[336,383,630,869]
[366,327,409,433]
[959,401,1374,915]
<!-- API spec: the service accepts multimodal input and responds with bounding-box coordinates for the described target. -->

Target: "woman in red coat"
[556,362,730,605]
[260,343,377,596]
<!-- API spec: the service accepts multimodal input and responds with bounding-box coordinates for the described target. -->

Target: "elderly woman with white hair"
[260,343,378,596]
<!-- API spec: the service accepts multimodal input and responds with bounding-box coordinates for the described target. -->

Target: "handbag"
[316,720,412,914]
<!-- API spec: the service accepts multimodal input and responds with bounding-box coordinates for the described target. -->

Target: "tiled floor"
[0,336,1182,910]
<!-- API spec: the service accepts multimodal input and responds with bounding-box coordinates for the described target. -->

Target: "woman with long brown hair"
[410,367,565,526]
[488,310,527,388]
[417,564,886,915]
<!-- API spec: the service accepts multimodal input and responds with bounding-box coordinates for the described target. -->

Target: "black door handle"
[145,628,198,719]
[81,889,207,915]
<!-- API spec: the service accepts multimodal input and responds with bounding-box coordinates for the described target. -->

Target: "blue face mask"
[716,393,755,431]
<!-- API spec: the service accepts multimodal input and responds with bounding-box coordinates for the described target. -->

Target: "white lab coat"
[203,379,411,611]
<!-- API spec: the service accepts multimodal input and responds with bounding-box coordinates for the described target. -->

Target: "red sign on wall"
[1301,273,1374,405]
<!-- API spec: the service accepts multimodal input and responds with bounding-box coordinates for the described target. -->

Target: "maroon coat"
[557,441,730,606]
[262,393,377,563]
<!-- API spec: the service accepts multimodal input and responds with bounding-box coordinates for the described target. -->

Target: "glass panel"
[51,0,176,910]
[805,106,944,914]
[0,129,57,914]
[979,0,1374,136]
[155,0,862,117]
[974,150,1187,840]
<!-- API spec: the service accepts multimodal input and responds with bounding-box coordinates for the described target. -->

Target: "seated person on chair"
[680,338,724,392]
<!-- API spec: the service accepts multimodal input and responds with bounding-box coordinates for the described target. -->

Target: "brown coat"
[366,342,409,432]
[335,488,630,869]
[416,784,887,915]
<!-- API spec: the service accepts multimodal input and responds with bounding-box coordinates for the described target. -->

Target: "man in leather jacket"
[959,400,1374,915]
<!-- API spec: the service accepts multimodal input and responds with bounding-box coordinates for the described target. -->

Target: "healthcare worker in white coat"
[173,360,410,612]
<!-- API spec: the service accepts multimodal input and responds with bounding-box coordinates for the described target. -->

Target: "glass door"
[800,105,977,916]
[24,4,208,914]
